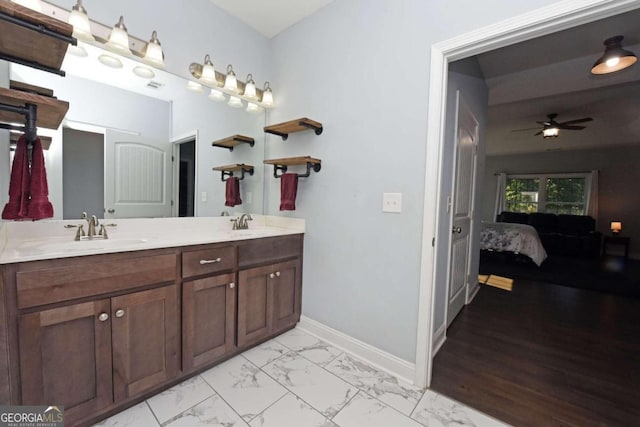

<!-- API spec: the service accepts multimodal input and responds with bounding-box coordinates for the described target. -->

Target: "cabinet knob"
[115,309,125,318]
[229,282,235,289]
[275,271,281,277]
[269,273,275,279]
[98,313,109,322]
[200,258,222,265]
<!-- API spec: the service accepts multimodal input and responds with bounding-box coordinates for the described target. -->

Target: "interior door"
[104,129,172,218]
[447,93,479,326]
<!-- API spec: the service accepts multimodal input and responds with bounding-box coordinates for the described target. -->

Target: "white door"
[104,130,172,219]
[447,94,479,326]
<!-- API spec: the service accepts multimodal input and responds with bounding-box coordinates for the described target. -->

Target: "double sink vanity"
[0,215,305,426]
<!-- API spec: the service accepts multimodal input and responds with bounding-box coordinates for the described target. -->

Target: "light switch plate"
[201,191,207,202]
[383,192,402,213]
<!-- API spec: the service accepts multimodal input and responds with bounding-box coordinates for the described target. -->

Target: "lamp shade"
[591,36,637,74]
[68,0,94,42]
[208,88,225,101]
[228,96,243,108]
[261,81,274,107]
[200,55,217,85]
[224,65,239,93]
[143,31,165,68]
[106,16,132,55]
[243,74,258,100]
[543,127,559,139]
[611,221,622,233]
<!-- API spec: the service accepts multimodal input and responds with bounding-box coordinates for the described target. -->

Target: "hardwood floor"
[431,278,640,426]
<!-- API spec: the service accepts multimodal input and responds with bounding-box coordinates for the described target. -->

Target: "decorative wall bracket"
[212,164,255,182]
[264,156,321,179]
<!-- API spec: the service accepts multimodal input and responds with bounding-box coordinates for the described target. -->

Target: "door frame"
[171,130,199,217]
[414,0,640,388]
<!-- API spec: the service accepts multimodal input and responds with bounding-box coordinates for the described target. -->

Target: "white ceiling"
[474,8,640,155]
[207,0,336,38]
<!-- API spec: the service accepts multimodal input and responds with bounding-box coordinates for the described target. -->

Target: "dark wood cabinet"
[182,272,236,371]
[18,299,113,424]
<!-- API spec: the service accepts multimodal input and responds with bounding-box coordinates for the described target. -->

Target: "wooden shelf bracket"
[264,118,323,141]
[263,156,321,179]
[212,164,255,182]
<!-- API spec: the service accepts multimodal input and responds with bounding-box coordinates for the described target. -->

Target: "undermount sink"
[18,238,150,253]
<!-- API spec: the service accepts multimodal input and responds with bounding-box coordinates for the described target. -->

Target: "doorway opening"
[177,139,196,217]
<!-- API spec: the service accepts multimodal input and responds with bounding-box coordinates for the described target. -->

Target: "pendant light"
[591,35,637,74]
[143,31,165,68]
[68,0,94,42]
[106,16,132,55]
[261,81,274,107]
[243,74,258,100]
[224,65,239,93]
[200,55,217,86]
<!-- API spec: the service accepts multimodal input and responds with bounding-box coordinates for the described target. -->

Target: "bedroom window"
[503,173,590,215]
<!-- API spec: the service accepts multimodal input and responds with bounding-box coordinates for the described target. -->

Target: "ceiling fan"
[513,113,593,139]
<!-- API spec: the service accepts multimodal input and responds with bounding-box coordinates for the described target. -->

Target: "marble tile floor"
[94,328,508,427]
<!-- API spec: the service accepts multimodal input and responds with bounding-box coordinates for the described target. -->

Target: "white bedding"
[480,221,548,266]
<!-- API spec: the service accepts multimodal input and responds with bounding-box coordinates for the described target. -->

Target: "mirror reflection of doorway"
[62,128,104,219]
[177,139,195,217]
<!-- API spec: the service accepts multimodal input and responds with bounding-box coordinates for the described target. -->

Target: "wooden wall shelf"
[263,156,321,178]
[212,164,255,181]
[264,118,323,141]
[0,87,69,130]
[211,135,255,151]
[0,0,75,76]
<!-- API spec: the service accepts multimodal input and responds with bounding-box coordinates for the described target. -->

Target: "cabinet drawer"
[182,245,236,278]
[238,235,302,267]
[16,253,177,309]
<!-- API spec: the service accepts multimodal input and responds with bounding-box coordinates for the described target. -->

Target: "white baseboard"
[432,323,446,356]
[297,315,416,384]
[467,283,480,303]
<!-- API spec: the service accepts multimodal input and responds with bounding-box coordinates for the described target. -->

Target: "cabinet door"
[271,259,302,333]
[237,264,273,347]
[19,299,113,423]
[183,273,236,371]
[111,285,178,401]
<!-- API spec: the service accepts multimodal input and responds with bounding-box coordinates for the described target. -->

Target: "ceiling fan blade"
[557,125,586,130]
[559,117,593,125]
[536,121,551,126]
[511,127,542,132]
[534,130,543,136]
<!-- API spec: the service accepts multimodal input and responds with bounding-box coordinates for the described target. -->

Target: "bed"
[480,221,548,266]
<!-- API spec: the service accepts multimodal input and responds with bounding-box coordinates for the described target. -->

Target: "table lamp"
[611,221,622,234]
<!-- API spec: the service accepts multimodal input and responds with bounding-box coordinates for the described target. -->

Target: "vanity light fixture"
[208,88,226,101]
[224,64,239,93]
[228,95,243,108]
[542,127,559,139]
[243,74,258,100]
[106,16,132,55]
[261,81,274,107]
[187,81,203,93]
[246,102,263,114]
[142,31,165,68]
[591,35,637,74]
[68,0,94,42]
[11,0,42,12]
[199,55,217,86]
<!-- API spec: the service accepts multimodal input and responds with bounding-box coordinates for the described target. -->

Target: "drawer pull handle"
[115,309,125,318]
[229,282,235,289]
[269,273,275,279]
[275,271,281,277]
[98,313,109,322]
[200,258,222,265]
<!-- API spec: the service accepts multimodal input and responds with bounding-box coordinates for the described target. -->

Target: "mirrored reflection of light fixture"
[98,53,123,69]
[246,102,263,114]
[224,64,239,93]
[208,88,225,101]
[67,42,89,57]
[68,0,94,42]
[200,55,217,86]
[228,95,243,108]
[106,16,132,55]
[11,0,43,12]
[543,127,559,139]
[611,221,622,234]
[187,81,203,93]
[143,31,165,68]
[591,35,637,74]
[133,66,155,79]
[243,74,257,100]
[261,81,274,107]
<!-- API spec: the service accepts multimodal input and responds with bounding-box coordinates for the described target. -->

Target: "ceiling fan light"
[543,127,559,138]
[591,35,637,74]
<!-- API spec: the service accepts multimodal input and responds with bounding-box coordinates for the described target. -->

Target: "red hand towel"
[2,135,31,220]
[225,177,242,207]
[280,173,298,211]
[26,138,54,220]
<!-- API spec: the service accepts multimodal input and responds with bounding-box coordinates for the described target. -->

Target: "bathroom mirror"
[9,42,266,220]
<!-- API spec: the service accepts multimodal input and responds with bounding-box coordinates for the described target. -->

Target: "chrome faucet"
[230,213,253,230]
[87,215,99,237]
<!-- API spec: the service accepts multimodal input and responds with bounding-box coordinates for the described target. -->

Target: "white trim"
[297,316,415,384]
[467,283,480,304]
[432,323,447,357]
[415,0,640,389]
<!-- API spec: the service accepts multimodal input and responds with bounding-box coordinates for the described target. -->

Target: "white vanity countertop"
[0,215,305,264]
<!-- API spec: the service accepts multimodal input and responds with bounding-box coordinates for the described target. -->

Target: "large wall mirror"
[10,42,266,220]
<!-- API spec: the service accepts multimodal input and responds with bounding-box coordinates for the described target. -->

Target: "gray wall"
[483,146,640,258]
[268,0,560,362]
[0,60,8,214]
